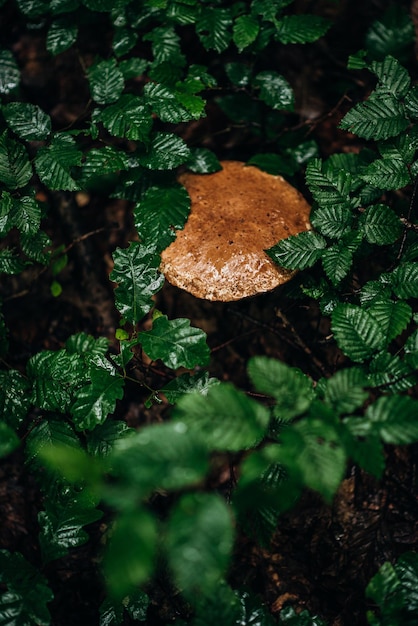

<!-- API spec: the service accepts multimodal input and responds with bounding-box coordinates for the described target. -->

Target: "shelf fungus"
[160,160,311,301]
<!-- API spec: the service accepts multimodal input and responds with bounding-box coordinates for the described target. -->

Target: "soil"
[1,1,418,625]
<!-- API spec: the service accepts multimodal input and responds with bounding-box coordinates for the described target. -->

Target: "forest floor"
[1,1,418,625]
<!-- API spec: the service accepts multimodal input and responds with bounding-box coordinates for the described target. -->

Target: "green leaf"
[360,157,410,191]
[267,231,327,270]
[368,351,417,393]
[254,71,294,111]
[65,332,109,360]
[21,230,51,264]
[134,184,190,252]
[331,303,386,362]
[371,55,411,98]
[306,158,355,212]
[275,15,330,44]
[118,57,148,80]
[144,82,204,123]
[86,420,133,458]
[98,95,152,141]
[279,414,346,502]
[279,605,327,626]
[81,146,130,185]
[367,299,412,344]
[404,328,418,369]
[225,61,252,87]
[233,15,259,52]
[192,580,241,625]
[366,395,418,444]
[38,486,102,563]
[70,365,124,431]
[196,8,232,53]
[110,242,165,323]
[88,58,124,104]
[161,371,220,404]
[186,147,222,174]
[0,370,31,428]
[27,349,85,413]
[0,50,20,94]
[100,590,149,626]
[166,493,234,597]
[0,550,53,626]
[391,262,418,299]
[247,356,313,421]
[172,382,270,452]
[359,203,402,244]
[35,134,82,191]
[366,5,415,61]
[321,240,355,285]
[2,102,51,140]
[323,367,368,415]
[138,315,210,369]
[0,422,20,458]
[104,508,158,601]
[339,93,408,140]
[366,560,403,623]
[46,18,78,55]
[144,25,184,65]
[311,205,353,239]
[111,421,208,496]
[0,248,26,274]
[138,132,191,170]
[0,193,42,237]
[0,133,32,189]
[112,26,137,57]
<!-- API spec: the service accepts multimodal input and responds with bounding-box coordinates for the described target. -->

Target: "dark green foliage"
[1,0,418,624]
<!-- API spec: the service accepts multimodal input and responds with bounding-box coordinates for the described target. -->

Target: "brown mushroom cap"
[160,160,311,301]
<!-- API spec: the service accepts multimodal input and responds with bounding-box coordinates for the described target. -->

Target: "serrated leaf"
[186,147,222,174]
[323,367,368,414]
[138,132,191,170]
[81,146,130,185]
[0,370,31,428]
[331,303,386,362]
[196,8,232,53]
[0,248,27,274]
[0,550,53,626]
[367,299,412,344]
[233,15,259,52]
[371,55,411,97]
[248,356,313,421]
[359,203,402,244]
[46,18,78,55]
[339,93,408,140]
[404,328,418,368]
[390,262,418,298]
[112,26,137,57]
[110,242,165,323]
[360,157,410,191]
[172,382,270,452]
[35,134,82,191]
[144,25,184,65]
[267,231,327,270]
[275,15,330,44]
[138,315,209,369]
[321,244,354,286]
[0,50,20,94]
[166,493,234,596]
[368,351,417,393]
[27,349,86,413]
[360,279,392,306]
[279,416,346,502]
[111,421,208,496]
[254,71,294,111]
[366,395,418,444]
[311,205,353,238]
[98,95,152,141]
[366,5,415,61]
[0,133,32,189]
[306,158,355,211]
[161,371,220,404]
[2,102,51,140]
[144,81,204,123]
[118,57,148,80]
[21,230,51,264]
[38,487,102,563]
[0,193,42,236]
[65,332,109,359]
[134,184,190,251]
[86,420,133,457]
[70,365,124,431]
[88,58,124,105]
[225,61,251,87]
[279,605,327,626]
[342,429,385,478]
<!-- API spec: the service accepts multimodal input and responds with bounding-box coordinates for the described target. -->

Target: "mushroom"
[160,160,311,301]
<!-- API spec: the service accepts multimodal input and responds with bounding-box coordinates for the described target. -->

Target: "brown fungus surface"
[160,160,312,301]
